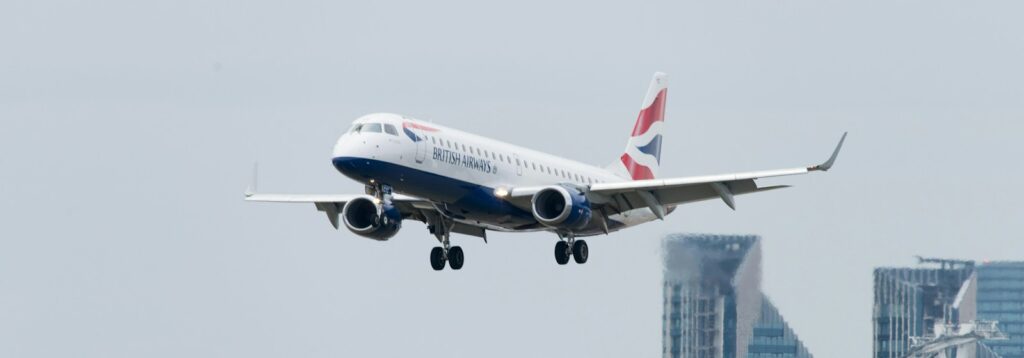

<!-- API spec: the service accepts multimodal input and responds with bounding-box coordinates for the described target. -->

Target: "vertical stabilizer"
[607,72,668,180]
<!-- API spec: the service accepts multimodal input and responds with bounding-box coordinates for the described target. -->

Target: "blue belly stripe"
[332,157,535,225]
[331,157,626,236]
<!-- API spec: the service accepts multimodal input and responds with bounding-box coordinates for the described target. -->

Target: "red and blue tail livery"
[612,72,668,180]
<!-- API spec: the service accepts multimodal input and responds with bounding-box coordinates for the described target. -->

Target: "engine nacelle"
[341,196,402,241]
[530,184,592,230]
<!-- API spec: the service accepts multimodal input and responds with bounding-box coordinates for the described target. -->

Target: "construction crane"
[915,256,976,270]
[903,320,1007,358]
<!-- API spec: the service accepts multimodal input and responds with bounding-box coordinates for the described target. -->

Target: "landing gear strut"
[427,214,463,271]
[555,233,587,265]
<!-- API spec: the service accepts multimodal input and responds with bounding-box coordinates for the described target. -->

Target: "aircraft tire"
[430,247,446,271]
[572,240,588,264]
[554,241,570,265]
[448,246,464,270]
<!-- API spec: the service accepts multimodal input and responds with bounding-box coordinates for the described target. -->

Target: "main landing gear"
[365,182,464,271]
[555,234,588,265]
[427,215,463,271]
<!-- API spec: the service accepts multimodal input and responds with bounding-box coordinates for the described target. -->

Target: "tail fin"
[607,72,668,180]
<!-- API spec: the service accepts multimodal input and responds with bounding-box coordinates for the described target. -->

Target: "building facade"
[872,261,978,358]
[978,262,1024,358]
[662,234,813,358]
[749,296,814,358]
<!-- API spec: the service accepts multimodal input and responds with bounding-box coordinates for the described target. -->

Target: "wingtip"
[809,132,847,172]
[245,162,259,198]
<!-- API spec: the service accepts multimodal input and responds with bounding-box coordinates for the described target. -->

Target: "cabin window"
[532,163,537,170]
[462,144,467,152]
[383,124,398,136]
[515,158,521,166]
[431,137,436,145]
[546,167,551,175]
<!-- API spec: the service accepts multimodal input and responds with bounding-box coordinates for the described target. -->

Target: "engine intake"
[531,184,592,230]
[342,196,402,241]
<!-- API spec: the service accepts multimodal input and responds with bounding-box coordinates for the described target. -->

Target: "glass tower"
[978,261,1024,358]
[872,262,977,358]
[749,296,814,358]
[662,234,814,358]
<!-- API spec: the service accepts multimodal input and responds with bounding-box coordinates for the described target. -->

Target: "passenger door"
[413,129,426,163]
[514,153,522,176]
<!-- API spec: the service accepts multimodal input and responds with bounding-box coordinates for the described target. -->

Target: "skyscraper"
[662,234,814,358]
[872,259,978,358]
[749,296,814,357]
[978,262,1024,358]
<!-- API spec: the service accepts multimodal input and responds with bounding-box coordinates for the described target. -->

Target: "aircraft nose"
[332,133,353,158]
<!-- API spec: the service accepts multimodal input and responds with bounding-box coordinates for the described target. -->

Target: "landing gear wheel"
[448,246,464,270]
[430,247,446,271]
[554,241,571,265]
[572,240,588,264]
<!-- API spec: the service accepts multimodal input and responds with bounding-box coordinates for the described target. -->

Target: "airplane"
[245,72,846,271]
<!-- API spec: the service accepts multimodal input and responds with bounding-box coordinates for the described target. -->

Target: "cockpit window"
[383,124,398,136]
[361,123,383,133]
[348,124,363,133]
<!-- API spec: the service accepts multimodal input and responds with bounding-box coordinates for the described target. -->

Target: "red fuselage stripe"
[403,122,439,132]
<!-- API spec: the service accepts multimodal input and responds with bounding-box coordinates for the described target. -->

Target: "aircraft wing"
[245,193,424,204]
[508,133,846,217]
[245,192,437,229]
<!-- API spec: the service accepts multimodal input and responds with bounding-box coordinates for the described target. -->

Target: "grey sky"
[2,0,1023,357]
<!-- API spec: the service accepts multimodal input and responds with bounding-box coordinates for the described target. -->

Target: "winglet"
[809,132,847,172]
[245,162,258,197]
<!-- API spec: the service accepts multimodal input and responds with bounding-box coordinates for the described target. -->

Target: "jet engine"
[530,184,592,230]
[341,196,402,241]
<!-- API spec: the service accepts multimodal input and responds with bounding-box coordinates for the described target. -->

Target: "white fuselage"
[330,113,661,234]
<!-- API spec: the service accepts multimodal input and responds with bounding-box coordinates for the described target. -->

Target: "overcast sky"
[3,0,1024,357]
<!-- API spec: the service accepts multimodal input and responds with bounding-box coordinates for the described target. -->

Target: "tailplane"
[607,72,668,180]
